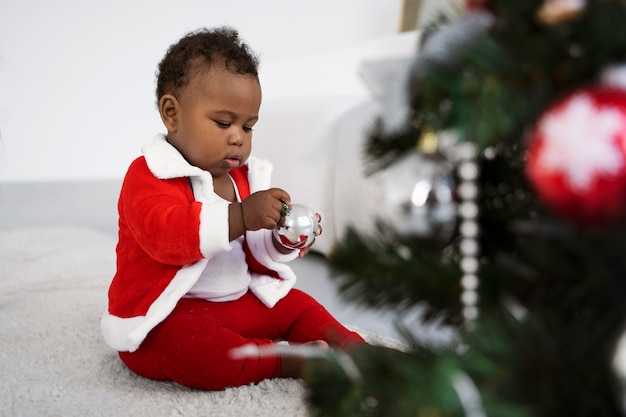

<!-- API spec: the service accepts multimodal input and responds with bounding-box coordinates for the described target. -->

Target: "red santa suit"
[101,134,365,390]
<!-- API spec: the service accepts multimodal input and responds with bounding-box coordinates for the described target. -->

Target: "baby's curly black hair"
[155,26,259,104]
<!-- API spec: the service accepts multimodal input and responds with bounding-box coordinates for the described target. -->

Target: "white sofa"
[253,30,420,255]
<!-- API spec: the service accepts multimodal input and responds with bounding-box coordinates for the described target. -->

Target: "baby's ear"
[159,94,179,131]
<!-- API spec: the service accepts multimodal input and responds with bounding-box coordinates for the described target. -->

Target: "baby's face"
[166,64,261,180]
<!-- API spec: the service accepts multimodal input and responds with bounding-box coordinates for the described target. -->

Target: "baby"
[100,26,365,390]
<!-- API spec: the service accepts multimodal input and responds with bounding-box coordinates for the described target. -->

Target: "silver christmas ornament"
[375,151,457,239]
[273,204,318,249]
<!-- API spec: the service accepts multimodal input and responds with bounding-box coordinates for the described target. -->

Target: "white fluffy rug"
[0,227,403,417]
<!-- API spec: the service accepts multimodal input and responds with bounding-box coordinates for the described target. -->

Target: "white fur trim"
[197,200,231,258]
[143,134,206,180]
[246,229,298,307]
[100,313,146,352]
[188,175,232,258]
[101,259,208,352]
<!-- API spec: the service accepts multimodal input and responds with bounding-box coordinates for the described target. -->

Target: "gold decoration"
[418,130,439,154]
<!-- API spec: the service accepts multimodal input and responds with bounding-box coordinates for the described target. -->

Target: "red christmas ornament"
[526,86,626,225]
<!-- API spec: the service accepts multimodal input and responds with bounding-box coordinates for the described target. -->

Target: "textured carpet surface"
[0,227,403,417]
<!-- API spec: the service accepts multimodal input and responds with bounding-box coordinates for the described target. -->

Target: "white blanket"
[0,226,402,417]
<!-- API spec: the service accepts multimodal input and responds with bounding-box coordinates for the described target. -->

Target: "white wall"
[0,0,404,182]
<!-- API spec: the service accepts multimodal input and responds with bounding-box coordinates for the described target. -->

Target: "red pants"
[118,289,365,390]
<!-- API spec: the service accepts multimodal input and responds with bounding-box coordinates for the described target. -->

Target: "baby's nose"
[229,130,243,145]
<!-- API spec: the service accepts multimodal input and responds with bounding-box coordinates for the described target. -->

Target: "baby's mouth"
[224,156,241,168]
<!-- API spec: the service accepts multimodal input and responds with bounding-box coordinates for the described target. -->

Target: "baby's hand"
[241,188,291,231]
[297,212,323,258]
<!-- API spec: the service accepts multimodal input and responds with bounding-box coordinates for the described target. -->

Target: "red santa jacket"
[101,135,298,353]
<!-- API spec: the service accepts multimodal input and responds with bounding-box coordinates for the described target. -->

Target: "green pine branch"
[309,0,626,415]
[329,221,463,324]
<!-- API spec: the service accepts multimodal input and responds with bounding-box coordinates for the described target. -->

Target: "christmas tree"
[305,1,626,416]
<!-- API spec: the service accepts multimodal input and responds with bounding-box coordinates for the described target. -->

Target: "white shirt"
[185,235,251,302]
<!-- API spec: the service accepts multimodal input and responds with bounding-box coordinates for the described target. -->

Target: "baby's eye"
[215,121,230,128]
[243,126,254,133]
